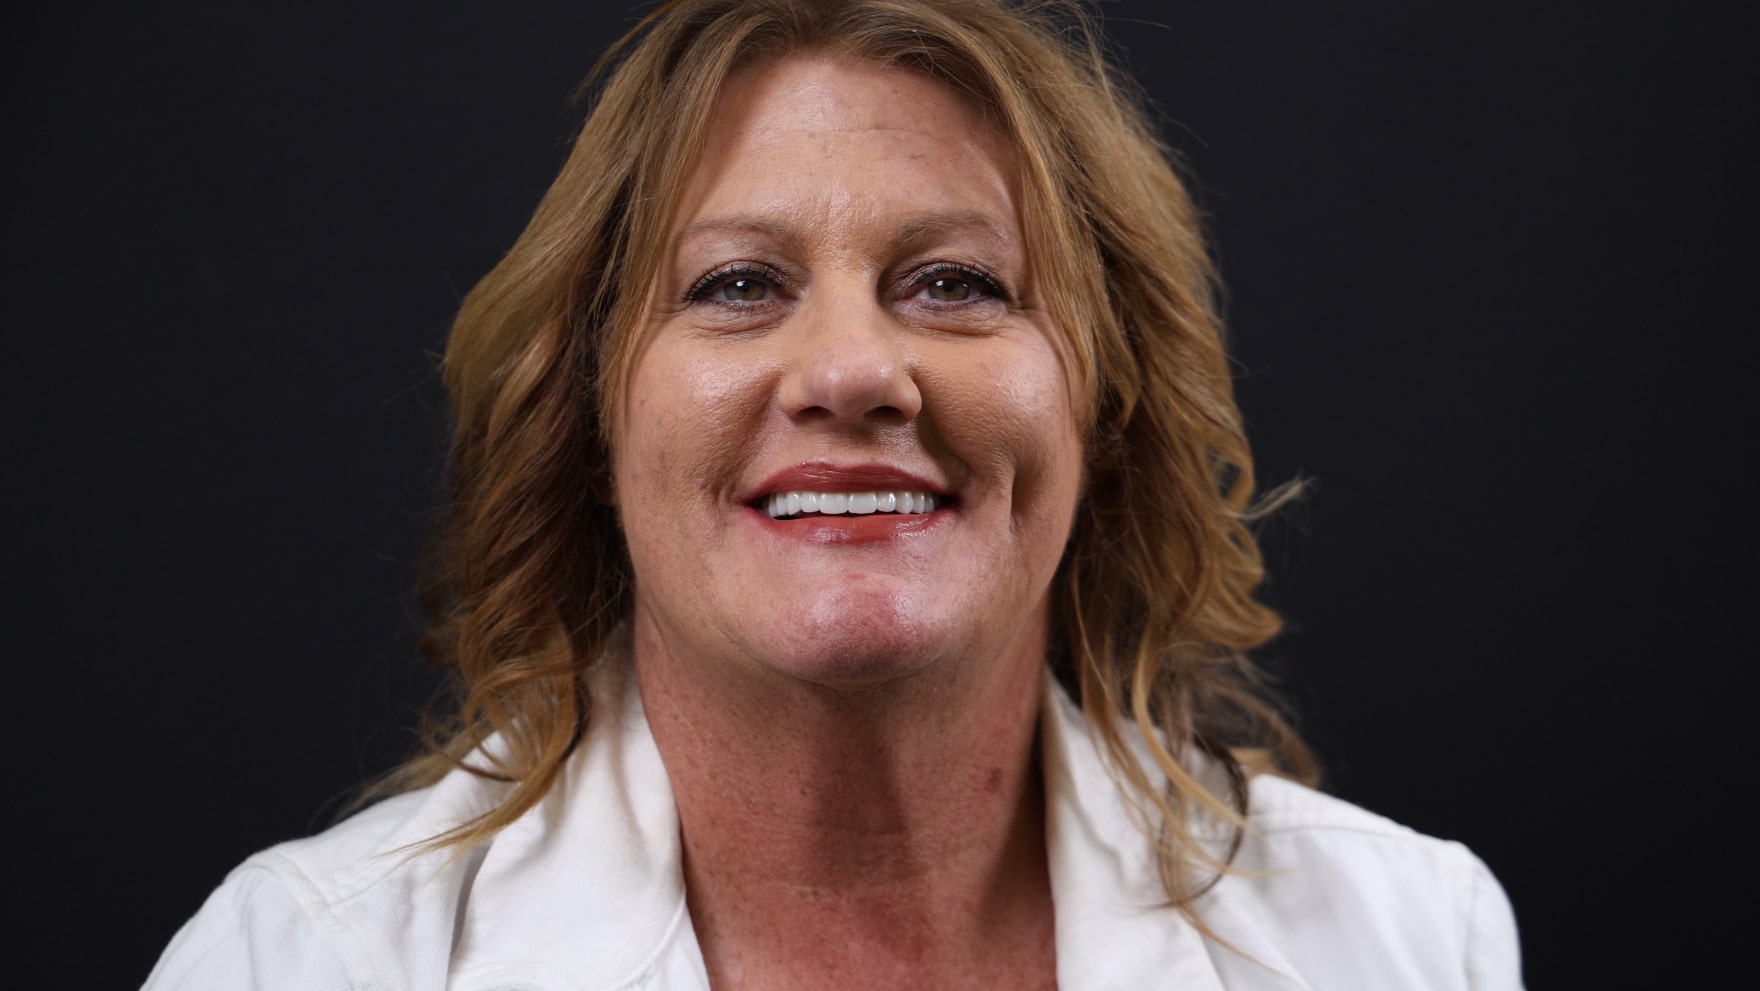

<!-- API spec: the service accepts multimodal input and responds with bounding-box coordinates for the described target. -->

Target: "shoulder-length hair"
[387,0,1315,918]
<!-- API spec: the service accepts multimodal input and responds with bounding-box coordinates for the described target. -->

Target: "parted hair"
[385,0,1316,919]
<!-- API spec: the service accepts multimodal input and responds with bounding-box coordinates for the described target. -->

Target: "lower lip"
[745,506,948,544]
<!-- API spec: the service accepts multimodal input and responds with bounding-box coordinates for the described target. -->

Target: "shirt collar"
[1040,678,1311,991]
[441,663,1307,990]
[447,657,701,988]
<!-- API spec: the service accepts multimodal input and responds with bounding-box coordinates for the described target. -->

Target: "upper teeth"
[764,490,938,519]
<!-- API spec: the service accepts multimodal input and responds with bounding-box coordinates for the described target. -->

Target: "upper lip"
[744,462,952,502]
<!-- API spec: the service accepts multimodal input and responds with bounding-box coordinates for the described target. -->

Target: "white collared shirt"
[146,665,1522,990]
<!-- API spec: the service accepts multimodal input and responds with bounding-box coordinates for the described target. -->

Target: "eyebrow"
[893,212,1016,250]
[673,211,1016,253]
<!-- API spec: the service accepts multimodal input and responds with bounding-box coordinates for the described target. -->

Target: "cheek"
[1006,374,1084,525]
[619,343,771,502]
[924,340,1084,516]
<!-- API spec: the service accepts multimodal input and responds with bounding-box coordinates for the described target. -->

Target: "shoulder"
[144,858,354,990]
[146,773,510,991]
[146,660,684,991]
[1244,770,1446,841]
[1207,774,1523,990]
[1239,772,1492,892]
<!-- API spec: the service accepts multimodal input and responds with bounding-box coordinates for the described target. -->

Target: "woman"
[149,1,1521,988]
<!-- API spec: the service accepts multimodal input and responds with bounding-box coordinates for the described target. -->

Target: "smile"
[763,490,940,519]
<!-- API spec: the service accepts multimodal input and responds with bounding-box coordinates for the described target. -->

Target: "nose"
[779,292,922,426]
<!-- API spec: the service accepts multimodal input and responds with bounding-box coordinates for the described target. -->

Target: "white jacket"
[147,664,1523,990]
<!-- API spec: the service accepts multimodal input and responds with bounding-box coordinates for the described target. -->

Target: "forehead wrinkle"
[674,216,806,256]
[890,211,1017,254]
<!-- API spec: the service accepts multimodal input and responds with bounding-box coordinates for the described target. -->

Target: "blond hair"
[386,0,1315,919]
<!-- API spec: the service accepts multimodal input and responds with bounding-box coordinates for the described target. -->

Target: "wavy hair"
[381,0,1316,920]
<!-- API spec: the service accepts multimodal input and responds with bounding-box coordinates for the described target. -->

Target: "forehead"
[673,55,1021,244]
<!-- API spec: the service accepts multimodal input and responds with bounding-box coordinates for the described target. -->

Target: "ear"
[594,457,620,509]
[584,426,620,508]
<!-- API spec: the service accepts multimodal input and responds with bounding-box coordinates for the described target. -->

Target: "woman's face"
[616,55,1084,688]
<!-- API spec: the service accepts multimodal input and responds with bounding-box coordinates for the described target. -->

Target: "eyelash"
[683,263,787,304]
[912,263,1010,304]
[682,262,1011,306]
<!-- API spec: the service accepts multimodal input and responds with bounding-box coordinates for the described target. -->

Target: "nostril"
[792,403,908,423]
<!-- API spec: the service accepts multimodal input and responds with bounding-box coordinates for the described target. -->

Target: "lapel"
[1040,680,1312,991]
[446,659,708,990]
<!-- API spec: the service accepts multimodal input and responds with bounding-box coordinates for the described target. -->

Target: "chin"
[754,588,958,691]
[772,653,940,693]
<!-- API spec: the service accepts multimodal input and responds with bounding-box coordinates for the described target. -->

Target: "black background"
[6,1,1752,985]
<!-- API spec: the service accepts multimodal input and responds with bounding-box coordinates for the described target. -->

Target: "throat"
[681,755,1057,991]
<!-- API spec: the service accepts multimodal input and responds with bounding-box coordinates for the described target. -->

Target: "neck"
[632,607,1055,988]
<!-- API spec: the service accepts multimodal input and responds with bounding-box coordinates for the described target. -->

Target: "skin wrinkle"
[615,56,1075,989]
[672,212,1019,282]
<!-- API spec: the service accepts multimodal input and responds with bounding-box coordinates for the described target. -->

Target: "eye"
[925,277,975,302]
[719,277,770,302]
[684,264,785,306]
[908,264,1008,305]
